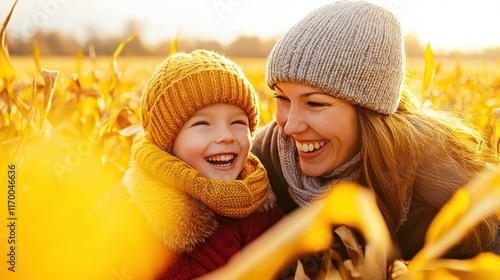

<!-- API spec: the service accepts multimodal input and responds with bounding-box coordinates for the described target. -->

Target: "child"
[88,50,283,279]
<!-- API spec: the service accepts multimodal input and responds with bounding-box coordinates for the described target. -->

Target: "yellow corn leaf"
[422,42,435,93]
[88,43,96,61]
[402,253,500,280]
[424,189,469,245]
[407,269,460,280]
[409,165,500,271]
[432,253,500,280]
[202,182,392,280]
[321,183,393,279]
[33,41,42,74]
[0,0,17,84]
[111,34,136,73]
[9,77,37,163]
[118,123,143,137]
[93,108,125,157]
[39,69,58,128]
[489,108,500,154]
[169,28,181,56]
[75,49,83,76]
[108,33,136,97]
[25,77,37,134]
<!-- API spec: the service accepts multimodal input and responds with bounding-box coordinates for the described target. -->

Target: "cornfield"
[2,1,500,279]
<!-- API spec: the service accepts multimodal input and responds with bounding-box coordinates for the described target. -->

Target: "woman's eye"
[273,92,289,102]
[307,101,327,108]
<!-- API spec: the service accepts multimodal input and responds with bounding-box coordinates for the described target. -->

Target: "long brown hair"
[355,86,498,252]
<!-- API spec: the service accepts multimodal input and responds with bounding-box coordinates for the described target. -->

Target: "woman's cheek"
[275,104,289,128]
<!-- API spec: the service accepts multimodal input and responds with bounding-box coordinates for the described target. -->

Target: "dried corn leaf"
[40,69,58,128]
[9,77,37,162]
[321,184,392,280]
[295,260,312,280]
[118,123,143,137]
[335,226,364,266]
[390,260,409,279]
[97,108,123,141]
[33,41,42,75]
[0,0,16,84]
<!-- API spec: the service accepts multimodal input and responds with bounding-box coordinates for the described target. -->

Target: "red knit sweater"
[157,207,284,279]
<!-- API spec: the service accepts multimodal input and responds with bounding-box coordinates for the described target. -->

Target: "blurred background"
[1,0,500,58]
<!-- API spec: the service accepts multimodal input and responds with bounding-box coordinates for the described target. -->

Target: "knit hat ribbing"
[266,0,405,114]
[142,50,259,152]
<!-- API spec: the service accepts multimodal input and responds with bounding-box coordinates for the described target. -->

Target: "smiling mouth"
[295,141,327,153]
[206,154,235,167]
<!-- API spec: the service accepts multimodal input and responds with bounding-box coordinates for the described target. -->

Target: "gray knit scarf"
[277,129,362,206]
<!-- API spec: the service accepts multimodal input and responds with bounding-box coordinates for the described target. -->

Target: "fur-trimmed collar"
[123,160,276,253]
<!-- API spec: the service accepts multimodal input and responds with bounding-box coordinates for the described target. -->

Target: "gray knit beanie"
[266,0,405,114]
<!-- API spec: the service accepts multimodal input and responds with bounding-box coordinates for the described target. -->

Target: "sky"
[1,0,500,52]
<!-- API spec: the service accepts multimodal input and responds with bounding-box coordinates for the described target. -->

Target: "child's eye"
[232,119,249,126]
[192,121,209,126]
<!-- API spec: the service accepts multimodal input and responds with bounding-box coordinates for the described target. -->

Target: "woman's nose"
[283,106,307,136]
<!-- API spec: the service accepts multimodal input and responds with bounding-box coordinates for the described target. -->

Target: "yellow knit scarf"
[131,131,270,218]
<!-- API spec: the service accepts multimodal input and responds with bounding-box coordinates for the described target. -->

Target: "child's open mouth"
[206,154,236,167]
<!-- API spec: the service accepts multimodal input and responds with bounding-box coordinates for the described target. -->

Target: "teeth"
[207,154,235,162]
[295,141,326,153]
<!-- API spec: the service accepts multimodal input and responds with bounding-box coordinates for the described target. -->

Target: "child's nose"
[215,126,235,143]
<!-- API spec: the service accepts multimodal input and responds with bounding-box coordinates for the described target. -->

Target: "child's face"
[172,103,252,181]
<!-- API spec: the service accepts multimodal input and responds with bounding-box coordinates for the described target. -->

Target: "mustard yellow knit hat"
[141,49,259,152]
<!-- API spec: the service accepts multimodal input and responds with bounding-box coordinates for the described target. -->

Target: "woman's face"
[273,82,361,177]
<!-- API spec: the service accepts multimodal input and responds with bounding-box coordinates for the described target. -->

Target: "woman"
[251,0,500,270]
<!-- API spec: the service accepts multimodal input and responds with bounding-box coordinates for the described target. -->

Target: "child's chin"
[211,174,239,181]
[204,170,239,181]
